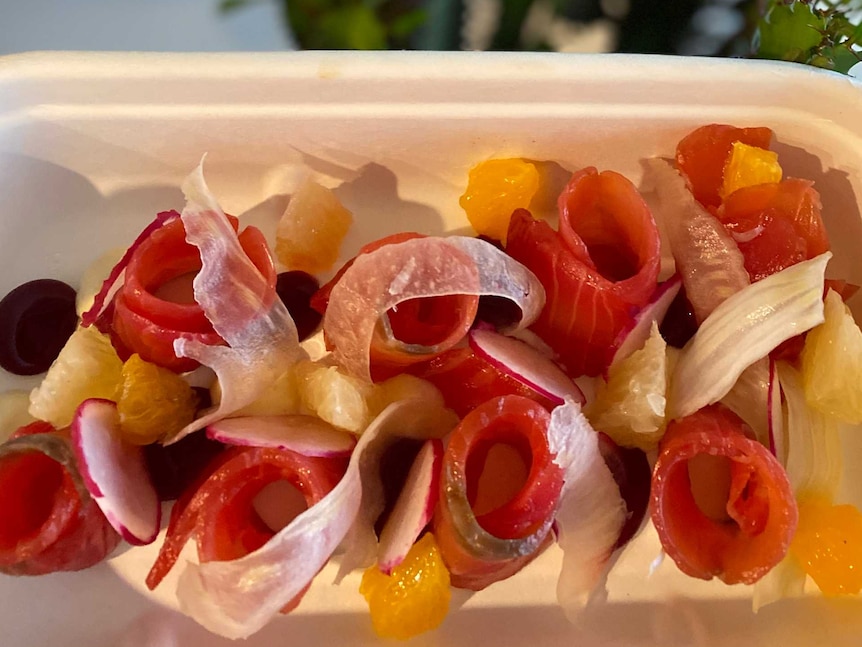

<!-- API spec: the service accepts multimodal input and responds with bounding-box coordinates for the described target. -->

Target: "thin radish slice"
[80,211,179,328]
[377,438,443,574]
[71,398,161,546]
[609,275,682,370]
[206,415,355,457]
[767,358,786,463]
[468,328,584,405]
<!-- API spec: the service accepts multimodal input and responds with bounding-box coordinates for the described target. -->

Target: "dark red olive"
[276,271,322,341]
[660,286,699,349]
[597,432,651,549]
[0,279,78,375]
[143,431,226,502]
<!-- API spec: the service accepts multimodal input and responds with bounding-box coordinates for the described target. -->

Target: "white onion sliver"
[547,400,626,618]
[170,162,306,442]
[767,358,786,463]
[324,236,545,381]
[777,361,843,499]
[721,359,770,447]
[669,253,830,421]
[751,554,807,613]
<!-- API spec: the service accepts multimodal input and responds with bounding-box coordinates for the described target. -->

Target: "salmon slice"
[650,404,797,584]
[506,168,660,376]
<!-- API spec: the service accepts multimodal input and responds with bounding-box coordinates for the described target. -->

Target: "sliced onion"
[548,399,626,619]
[720,359,770,447]
[324,236,545,381]
[767,358,786,463]
[669,253,830,421]
[80,211,179,328]
[609,274,681,371]
[206,415,355,457]
[71,398,160,546]
[170,162,306,442]
[644,159,749,323]
[175,396,455,638]
[751,551,807,612]
[777,361,842,499]
[468,328,584,405]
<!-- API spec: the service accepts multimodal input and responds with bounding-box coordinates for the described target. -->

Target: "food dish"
[4,56,859,640]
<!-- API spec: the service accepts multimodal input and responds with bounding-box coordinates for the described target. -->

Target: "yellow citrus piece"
[367,374,446,418]
[0,390,36,442]
[212,368,300,418]
[459,158,539,244]
[275,178,353,274]
[295,360,372,433]
[801,289,862,423]
[29,326,123,428]
[721,141,782,199]
[118,354,198,445]
[360,533,451,640]
[586,322,668,450]
[789,497,862,596]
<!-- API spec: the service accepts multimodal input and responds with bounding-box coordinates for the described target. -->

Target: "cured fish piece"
[675,124,773,209]
[650,404,797,585]
[505,168,660,376]
[0,425,120,576]
[432,395,563,589]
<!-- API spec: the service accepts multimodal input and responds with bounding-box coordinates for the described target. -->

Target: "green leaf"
[312,5,388,49]
[219,0,256,12]
[389,8,428,40]
[754,1,827,62]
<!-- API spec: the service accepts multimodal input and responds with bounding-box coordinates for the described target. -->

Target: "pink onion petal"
[71,398,161,546]
[175,397,456,639]
[547,399,626,619]
[644,159,749,323]
[206,415,356,457]
[377,438,443,574]
[324,236,545,381]
[170,162,306,442]
[468,328,584,405]
[334,398,458,582]
[80,210,179,328]
[609,274,682,371]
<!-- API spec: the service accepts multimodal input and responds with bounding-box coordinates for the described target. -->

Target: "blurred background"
[0,0,859,74]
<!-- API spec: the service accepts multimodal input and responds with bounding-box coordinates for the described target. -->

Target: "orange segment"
[360,533,451,640]
[459,158,539,243]
[721,142,782,199]
[790,497,862,596]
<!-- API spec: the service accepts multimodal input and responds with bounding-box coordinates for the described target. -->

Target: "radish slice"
[80,211,179,328]
[468,328,584,405]
[377,438,443,574]
[767,358,786,463]
[206,415,355,457]
[609,275,682,370]
[70,398,161,546]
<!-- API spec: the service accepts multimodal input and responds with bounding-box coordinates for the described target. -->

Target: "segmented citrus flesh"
[28,326,123,428]
[790,497,862,596]
[295,360,372,433]
[118,354,198,445]
[459,158,539,244]
[275,179,353,274]
[721,141,782,199]
[801,289,862,423]
[587,322,668,450]
[360,533,451,640]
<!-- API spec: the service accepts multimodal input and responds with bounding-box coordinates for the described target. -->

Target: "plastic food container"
[1,51,861,647]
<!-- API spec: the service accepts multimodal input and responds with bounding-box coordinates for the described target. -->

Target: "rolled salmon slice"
[650,404,797,584]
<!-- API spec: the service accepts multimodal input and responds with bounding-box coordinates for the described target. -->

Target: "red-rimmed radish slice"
[377,438,442,574]
[468,328,584,405]
[768,358,786,464]
[609,275,682,370]
[206,415,355,457]
[71,398,160,545]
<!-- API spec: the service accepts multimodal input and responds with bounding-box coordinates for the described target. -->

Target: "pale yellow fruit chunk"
[212,368,300,418]
[802,289,862,423]
[295,360,372,433]
[29,326,123,428]
[586,322,668,450]
[275,179,353,274]
[367,374,446,418]
[0,390,36,441]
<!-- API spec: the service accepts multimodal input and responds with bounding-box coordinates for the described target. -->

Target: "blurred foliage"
[220,0,860,74]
